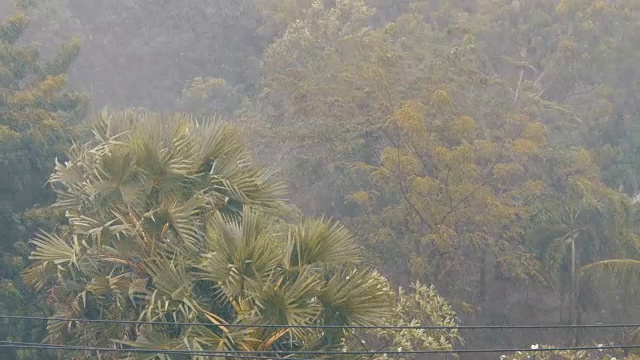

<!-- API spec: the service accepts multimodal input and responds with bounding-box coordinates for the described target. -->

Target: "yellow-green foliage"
[351,91,549,289]
[500,343,627,359]
[0,12,88,360]
[0,11,87,233]
[0,13,87,159]
[255,2,640,335]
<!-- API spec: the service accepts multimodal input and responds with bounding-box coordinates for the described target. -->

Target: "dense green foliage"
[2,0,640,358]
[24,110,461,359]
[0,9,88,360]
[252,2,640,342]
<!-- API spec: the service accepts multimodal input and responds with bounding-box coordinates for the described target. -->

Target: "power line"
[2,315,640,330]
[0,342,307,359]
[2,340,640,356]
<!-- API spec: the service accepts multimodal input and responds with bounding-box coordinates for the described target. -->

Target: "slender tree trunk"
[570,236,580,345]
[406,237,424,284]
[575,298,582,346]
[560,280,565,323]
[574,285,582,346]
[414,237,422,284]
[568,236,576,327]
[479,249,487,303]
[404,258,413,284]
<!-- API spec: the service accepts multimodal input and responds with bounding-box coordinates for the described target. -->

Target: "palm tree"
[527,173,637,343]
[22,109,397,359]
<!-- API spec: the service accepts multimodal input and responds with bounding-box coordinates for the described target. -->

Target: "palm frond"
[143,257,193,304]
[21,260,58,290]
[49,157,87,210]
[195,209,282,300]
[115,327,187,360]
[145,195,203,250]
[67,215,125,248]
[209,165,287,214]
[128,114,198,186]
[50,155,86,186]
[91,150,145,208]
[29,231,81,266]
[253,268,323,326]
[318,267,392,327]
[191,118,286,212]
[286,218,362,267]
[187,324,258,353]
[581,259,640,287]
[90,108,131,144]
[193,117,244,173]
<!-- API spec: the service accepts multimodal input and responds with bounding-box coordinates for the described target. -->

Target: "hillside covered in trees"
[2,0,640,359]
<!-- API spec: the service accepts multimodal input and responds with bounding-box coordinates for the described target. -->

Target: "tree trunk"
[575,298,582,346]
[560,280,565,323]
[479,248,487,303]
[413,237,422,284]
[568,236,576,327]
[570,235,580,345]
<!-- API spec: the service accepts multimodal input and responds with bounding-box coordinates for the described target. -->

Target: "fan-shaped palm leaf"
[91,150,145,208]
[22,259,58,290]
[186,324,258,353]
[193,118,243,169]
[286,218,362,268]
[144,195,203,250]
[49,156,87,210]
[253,268,323,326]
[209,166,287,215]
[29,230,81,266]
[90,108,131,144]
[319,267,392,327]
[115,327,189,360]
[143,257,194,304]
[195,208,282,299]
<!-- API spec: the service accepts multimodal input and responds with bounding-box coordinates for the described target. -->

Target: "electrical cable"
[0,341,307,359]
[2,315,639,330]
[2,340,640,356]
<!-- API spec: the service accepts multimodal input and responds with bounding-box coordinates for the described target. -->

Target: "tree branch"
[379,125,435,232]
[437,160,500,227]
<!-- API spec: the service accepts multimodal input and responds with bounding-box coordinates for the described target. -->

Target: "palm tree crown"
[23,110,413,358]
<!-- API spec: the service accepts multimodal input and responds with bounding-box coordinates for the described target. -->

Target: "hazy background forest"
[2,0,640,359]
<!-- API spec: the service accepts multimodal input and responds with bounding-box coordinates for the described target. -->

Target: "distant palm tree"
[582,259,640,282]
[528,174,637,335]
[23,109,394,359]
[582,192,640,285]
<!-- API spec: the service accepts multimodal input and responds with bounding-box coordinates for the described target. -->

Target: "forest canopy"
[2,0,640,359]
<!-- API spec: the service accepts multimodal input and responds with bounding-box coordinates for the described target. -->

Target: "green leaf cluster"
[24,109,460,358]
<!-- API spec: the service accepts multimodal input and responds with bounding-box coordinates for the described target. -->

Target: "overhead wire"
[2,340,640,357]
[2,315,640,330]
[4,315,639,358]
[0,341,307,360]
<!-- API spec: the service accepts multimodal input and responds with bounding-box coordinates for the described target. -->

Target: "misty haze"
[1,0,640,359]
